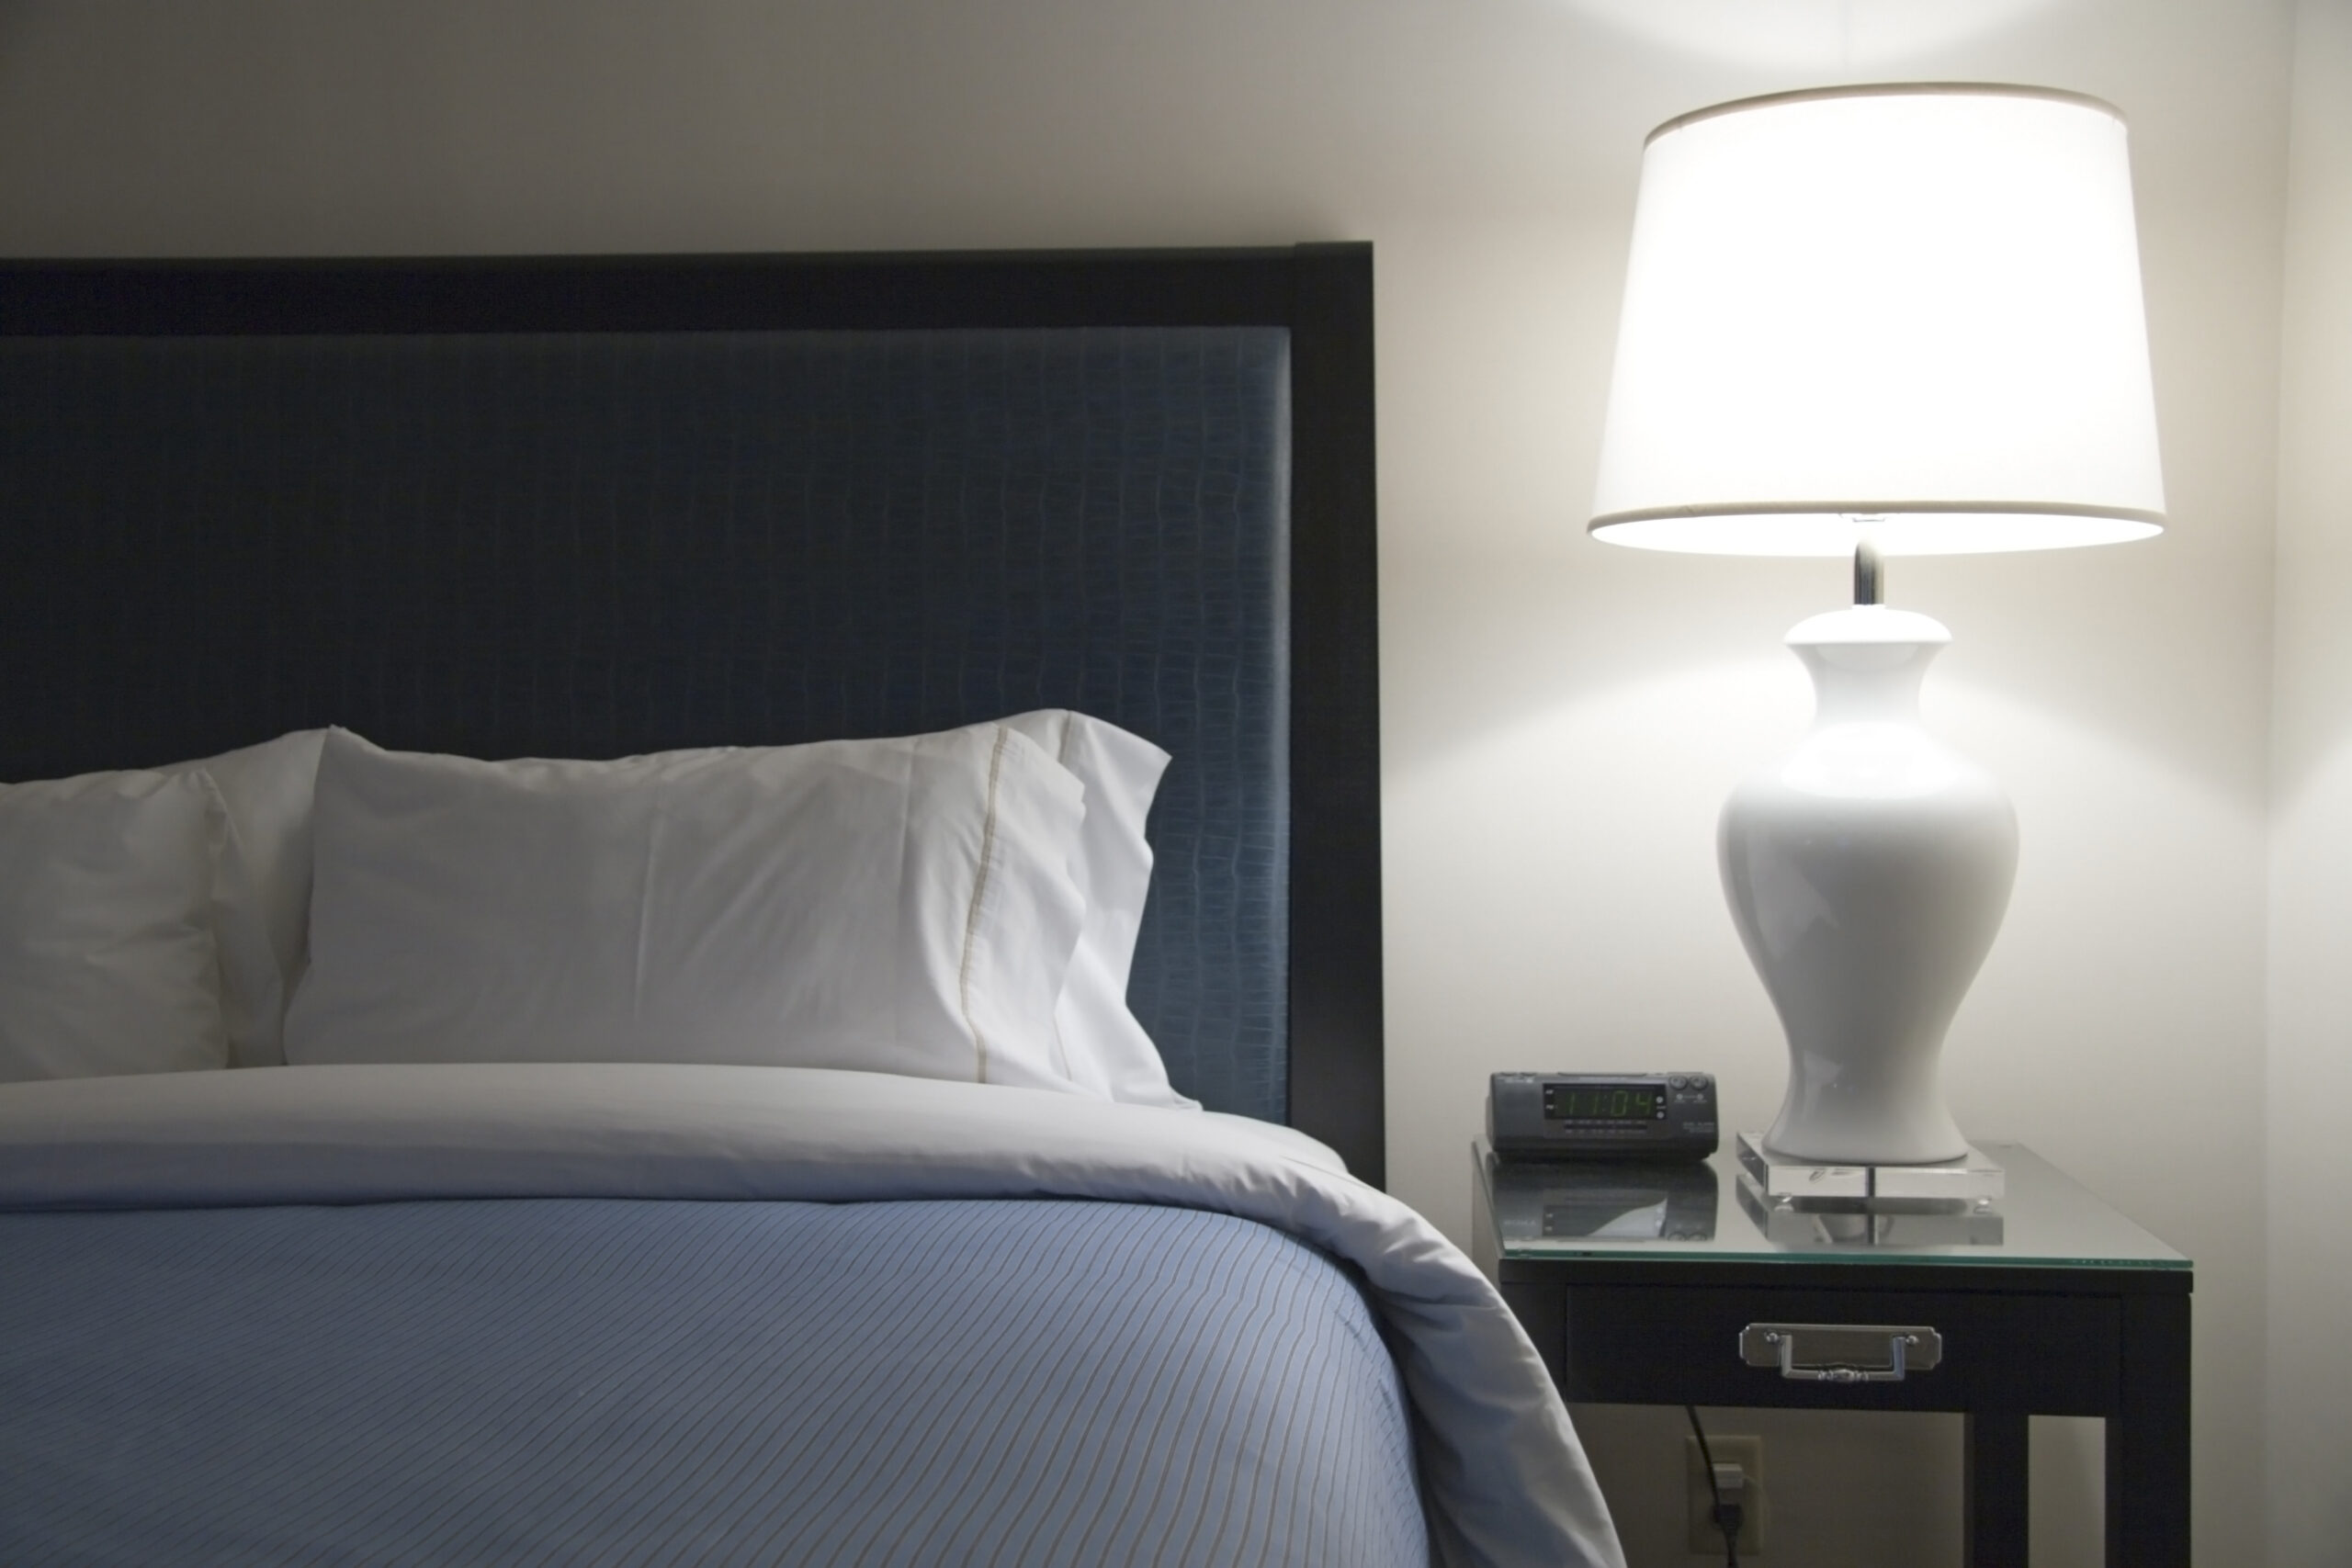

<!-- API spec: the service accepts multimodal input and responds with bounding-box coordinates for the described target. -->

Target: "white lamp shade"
[1590,85,2166,556]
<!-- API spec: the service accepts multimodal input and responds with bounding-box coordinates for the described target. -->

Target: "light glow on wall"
[1566,0,2054,72]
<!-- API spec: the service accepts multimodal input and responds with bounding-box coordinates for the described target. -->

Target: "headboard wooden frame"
[0,244,1386,1187]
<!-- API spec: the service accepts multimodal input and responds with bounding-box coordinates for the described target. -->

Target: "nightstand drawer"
[1556,1284,2119,1414]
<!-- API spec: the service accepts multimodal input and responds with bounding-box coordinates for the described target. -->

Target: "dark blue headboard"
[0,249,1385,1184]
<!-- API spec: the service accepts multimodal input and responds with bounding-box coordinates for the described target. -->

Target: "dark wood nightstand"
[1471,1139,2191,1568]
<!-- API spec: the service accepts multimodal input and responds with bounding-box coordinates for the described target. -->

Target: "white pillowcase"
[1001,710,1193,1109]
[182,729,327,1006]
[0,770,236,1082]
[175,714,1188,1100]
[151,729,322,1067]
[285,725,1092,1091]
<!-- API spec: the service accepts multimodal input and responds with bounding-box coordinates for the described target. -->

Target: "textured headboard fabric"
[0,248,1384,1183]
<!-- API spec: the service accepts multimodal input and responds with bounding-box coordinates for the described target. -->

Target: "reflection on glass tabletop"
[1478,1140,2188,1270]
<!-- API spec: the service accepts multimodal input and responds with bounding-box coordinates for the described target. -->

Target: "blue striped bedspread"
[0,1195,1425,1567]
[0,1064,1625,1568]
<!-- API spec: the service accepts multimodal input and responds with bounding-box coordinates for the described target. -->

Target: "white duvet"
[0,1063,1623,1568]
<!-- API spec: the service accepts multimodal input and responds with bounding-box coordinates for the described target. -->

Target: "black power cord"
[1685,1404,1743,1568]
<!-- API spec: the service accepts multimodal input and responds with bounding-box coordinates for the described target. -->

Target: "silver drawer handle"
[1740,1322,1943,1382]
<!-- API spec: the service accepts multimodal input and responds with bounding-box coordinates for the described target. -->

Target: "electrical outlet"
[1685,1434,1767,1555]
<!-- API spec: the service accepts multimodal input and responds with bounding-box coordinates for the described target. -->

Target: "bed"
[0,247,1622,1568]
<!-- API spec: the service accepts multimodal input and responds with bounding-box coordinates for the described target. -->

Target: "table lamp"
[1589,85,2165,1166]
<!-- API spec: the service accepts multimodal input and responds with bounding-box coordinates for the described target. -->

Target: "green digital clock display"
[1543,1082,1666,1123]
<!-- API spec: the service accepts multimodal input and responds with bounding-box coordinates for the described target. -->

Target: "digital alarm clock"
[1487,1071,1719,1161]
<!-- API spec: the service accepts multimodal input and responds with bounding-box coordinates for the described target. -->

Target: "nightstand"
[1470,1139,2190,1568]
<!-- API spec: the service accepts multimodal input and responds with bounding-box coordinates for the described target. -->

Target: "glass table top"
[1477,1139,2189,1271]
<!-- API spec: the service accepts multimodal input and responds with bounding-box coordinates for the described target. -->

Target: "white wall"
[0,3,2299,1562]
[2267,4,2352,1564]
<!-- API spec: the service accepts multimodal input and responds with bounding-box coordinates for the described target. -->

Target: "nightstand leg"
[1964,1411,2030,1567]
[2108,1292,2192,1567]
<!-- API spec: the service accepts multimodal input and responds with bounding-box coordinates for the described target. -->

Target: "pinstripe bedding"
[0,1197,1424,1568]
[0,1064,1625,1568]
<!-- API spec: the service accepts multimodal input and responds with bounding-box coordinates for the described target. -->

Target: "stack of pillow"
[0,715,1193,1109]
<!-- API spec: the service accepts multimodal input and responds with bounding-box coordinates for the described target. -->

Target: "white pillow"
[1001,710,1194,1109]
[180,729,326,1002]
[149,716,1188,1100]
[285,725,1092,1091]
[179,716,1187,1096]
[150,729,322,1067]
[0,770,235,1082]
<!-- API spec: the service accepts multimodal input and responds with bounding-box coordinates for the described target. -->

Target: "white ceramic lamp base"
[1719,606,2018,1166]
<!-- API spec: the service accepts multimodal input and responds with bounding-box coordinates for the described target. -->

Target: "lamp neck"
[1852,536,1885,606]
[1783,605,1953,728]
